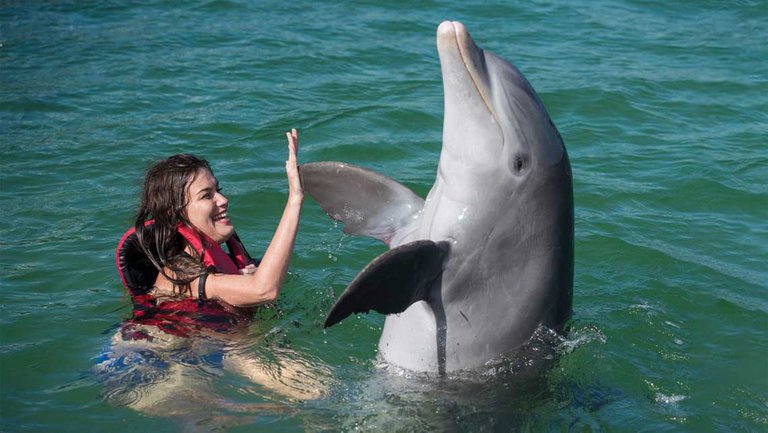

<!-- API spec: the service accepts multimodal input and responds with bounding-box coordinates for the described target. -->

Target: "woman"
[130,128,302,313]
[106,129,324,408]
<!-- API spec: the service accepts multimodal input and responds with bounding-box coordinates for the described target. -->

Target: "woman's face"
[185,168,234,244]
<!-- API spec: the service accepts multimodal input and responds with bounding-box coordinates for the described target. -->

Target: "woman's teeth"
[213,212,227,222]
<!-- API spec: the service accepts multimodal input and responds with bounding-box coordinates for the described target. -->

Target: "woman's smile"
[212,211,229,223]
[186,168,235,244]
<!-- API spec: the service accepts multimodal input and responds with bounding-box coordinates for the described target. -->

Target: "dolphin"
[301,21,573,373]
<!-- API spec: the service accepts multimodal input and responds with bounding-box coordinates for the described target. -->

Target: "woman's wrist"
[287,193,304,207]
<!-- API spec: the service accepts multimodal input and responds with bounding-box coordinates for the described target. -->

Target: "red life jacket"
[115,221,257,338]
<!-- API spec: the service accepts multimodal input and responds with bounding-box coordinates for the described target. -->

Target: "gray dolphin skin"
[301,21,573,373]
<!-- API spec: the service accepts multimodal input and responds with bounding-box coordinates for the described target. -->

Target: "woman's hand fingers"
[285,128,303,200]
[286,128,298,161]
[240,264,257,275]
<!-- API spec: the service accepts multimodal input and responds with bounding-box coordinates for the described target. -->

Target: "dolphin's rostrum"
[301,21,574,373]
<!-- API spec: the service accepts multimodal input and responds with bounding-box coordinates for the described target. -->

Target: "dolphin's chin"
[439,128,502,173]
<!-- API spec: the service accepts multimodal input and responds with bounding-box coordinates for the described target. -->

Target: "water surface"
[1,0,766,431]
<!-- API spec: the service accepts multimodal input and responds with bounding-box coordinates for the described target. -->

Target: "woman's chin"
[216,225,236,243]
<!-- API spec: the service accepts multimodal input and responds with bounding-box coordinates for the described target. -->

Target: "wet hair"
[134,154,212,295]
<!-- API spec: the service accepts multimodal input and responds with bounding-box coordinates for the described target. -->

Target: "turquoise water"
[1,0,766,431]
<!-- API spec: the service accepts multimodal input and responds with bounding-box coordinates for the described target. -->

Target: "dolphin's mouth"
[437,21,497,124]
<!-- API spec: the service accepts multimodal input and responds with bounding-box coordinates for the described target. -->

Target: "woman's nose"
[216,191,228,207]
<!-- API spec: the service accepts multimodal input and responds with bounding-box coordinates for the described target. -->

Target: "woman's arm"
[202,129,304,307]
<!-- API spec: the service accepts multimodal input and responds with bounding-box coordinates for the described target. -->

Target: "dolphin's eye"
[513,154,529,175]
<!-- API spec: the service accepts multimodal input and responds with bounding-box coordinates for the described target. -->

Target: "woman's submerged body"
[103,129,327,411]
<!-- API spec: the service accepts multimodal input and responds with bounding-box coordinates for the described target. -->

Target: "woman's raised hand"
[285,128,303,203]
[197,129,305,307]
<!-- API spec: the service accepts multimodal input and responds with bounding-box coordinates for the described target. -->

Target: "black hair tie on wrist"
[197,268,211,308]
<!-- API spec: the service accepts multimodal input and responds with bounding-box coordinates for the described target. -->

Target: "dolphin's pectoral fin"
[324,240,450,328]
[300,162,424,246]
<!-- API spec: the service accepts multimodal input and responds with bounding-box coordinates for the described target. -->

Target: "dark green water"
[1,1,766,431]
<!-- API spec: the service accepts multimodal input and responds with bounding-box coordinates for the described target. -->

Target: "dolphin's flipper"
[324,240,450,328]
[300,162,424,246]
